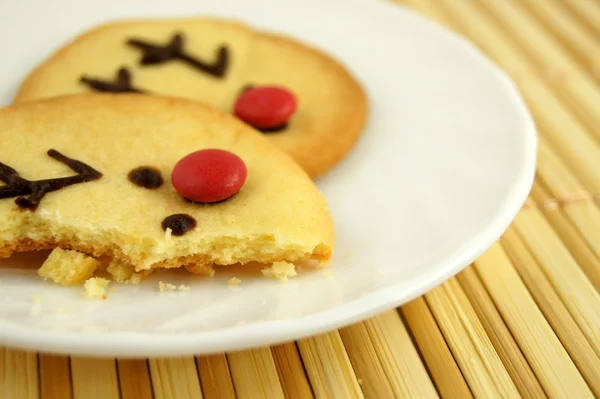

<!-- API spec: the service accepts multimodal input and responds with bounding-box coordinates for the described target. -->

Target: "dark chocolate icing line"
[127,33,229,78]
[80,67,145,93]
[129,34,183,65]
[0,149,102,211]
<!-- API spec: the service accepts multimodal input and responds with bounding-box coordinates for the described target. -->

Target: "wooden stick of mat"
[271,343,314,399]
[535,137,600,273]
[535,135,593,199]
[360,310,439,398]
[148,357,203,399]
[511,203,600,358]
[401,298,473,399]
[227,348,285,399]
[519,0,600,79]
[474,0,600,139]
[424,280,520,398]
[39,354,72,399]
[524,90,600,194]
[514,144,600,351]
[560,0,600,41]
[456,268,546,398]
[474,244,594,398]
[3,348,39,399]
[116,359,153,399]
[0,347,5,397]
[297,332,364,399]
[501,227,600,397]
[529,182,600,290]
[339,322,396,398]
[535,136,600,240]
[196,354,237,399]
[71,357,120,399]
[432,0,600,195]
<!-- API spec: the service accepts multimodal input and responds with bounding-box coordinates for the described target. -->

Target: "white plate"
[0,0,536,357]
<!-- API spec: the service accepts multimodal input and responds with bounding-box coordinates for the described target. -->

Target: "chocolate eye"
[128,166,163,189]
[162,214,197,236]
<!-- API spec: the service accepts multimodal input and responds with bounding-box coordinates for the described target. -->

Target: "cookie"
[38,248,100,286]
[0,94,334,273]
[15,18,368,178]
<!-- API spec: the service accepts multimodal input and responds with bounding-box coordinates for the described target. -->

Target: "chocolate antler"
[127,33,229,78]
[0,150,102,211]
[80,67,145,93]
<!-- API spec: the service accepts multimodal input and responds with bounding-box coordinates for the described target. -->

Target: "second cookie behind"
[15,18,369,178]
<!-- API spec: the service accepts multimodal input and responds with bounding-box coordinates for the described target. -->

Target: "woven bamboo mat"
[2,0,600,397]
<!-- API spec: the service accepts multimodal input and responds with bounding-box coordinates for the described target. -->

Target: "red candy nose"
[234,86,297,129]
[171,149,247,203]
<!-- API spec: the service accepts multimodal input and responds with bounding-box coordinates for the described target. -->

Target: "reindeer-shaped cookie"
[15,18,368,178]
[0,95,333,275]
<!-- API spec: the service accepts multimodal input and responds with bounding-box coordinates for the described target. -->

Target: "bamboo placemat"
[2,0,600,397]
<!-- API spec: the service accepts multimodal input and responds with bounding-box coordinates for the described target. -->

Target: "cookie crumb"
[107,260,145,284]
[158,281,177,291]
[262,261,297,283]
[228,277,242,285]
[32,295,41,304]
[39,248,100,286]
[178,284,191,291]
[83,277,110,299]
[322,270,335,279]
[184,264,214,276]
[165,227,172,240]
[129,274,142,285]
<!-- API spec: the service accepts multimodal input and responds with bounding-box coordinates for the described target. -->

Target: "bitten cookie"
[0,94,334,272]
[15,18,368,178]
